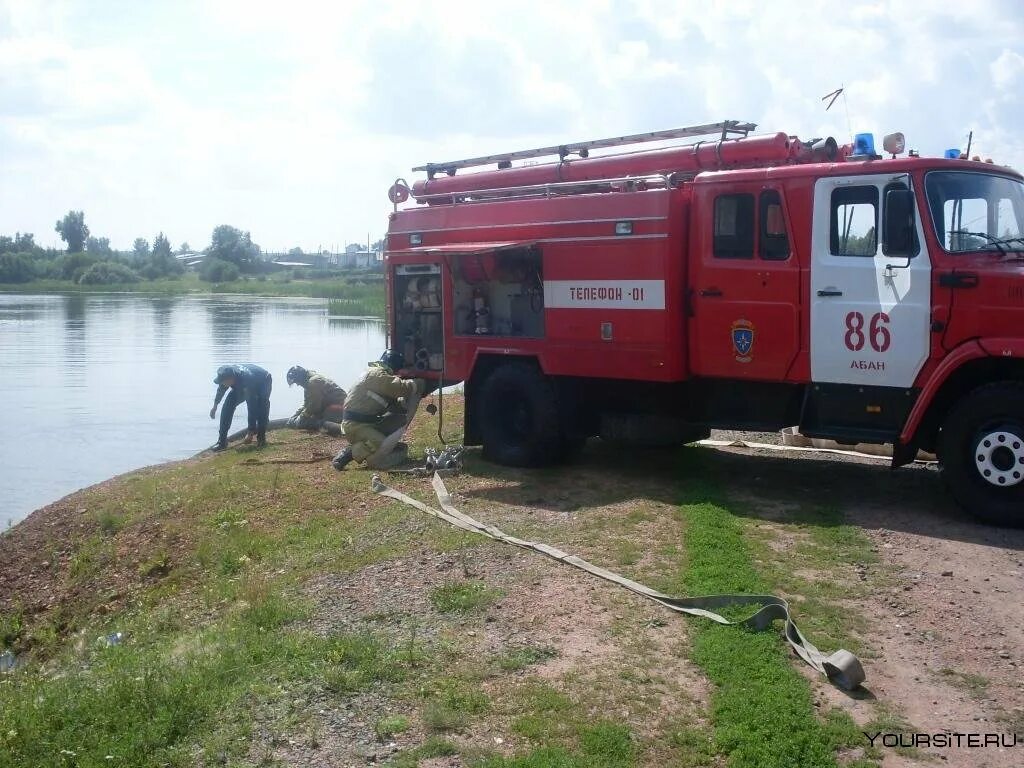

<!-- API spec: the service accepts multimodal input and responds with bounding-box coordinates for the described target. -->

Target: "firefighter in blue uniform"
[209,364,273,450]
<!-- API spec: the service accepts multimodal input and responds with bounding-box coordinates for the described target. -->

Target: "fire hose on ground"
[371,471,866,691]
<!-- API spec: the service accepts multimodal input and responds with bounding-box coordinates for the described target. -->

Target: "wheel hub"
[973,430,1024,488]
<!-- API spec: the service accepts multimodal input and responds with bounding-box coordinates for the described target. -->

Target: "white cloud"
[991,48,1024,90]
[1,0,1023,251]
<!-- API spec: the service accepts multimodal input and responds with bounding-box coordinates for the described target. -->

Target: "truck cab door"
[809,174,931,392]
[689,185,801,380]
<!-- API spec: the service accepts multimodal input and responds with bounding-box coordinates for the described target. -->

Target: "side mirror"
[883,188,916,256]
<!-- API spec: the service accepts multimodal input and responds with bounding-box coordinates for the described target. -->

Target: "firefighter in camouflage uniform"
[285,366,347,429]
[332,351,424,470]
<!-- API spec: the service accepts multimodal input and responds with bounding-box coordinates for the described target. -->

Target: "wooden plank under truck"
[382,120,1024,527]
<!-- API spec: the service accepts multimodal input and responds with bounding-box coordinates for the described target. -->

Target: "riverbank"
[2,397,1021,767]
[0,273,385,315]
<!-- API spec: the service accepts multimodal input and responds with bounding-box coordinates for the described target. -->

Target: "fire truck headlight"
[615,221,634,235]
[882,132,905,155]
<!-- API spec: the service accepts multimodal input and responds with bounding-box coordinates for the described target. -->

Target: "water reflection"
[150,297,178,356]
[62,294,87,372]
[0,293,385,527]
[0,300,42,325]
[206,299,254,358]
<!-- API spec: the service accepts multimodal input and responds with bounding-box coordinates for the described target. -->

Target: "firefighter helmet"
[286,365,309,386]
[378,350,405,372]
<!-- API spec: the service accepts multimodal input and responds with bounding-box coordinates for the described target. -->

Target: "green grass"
[374,714,410,741]
[0,409,893,767]
[509,681,575,742]
[1,610,23,649]
[674,465,873,768]
[0,593,422,768]
[477,722,635,768]
[322,632,408,694]
[495,645,558,672]
[429,580,503,613]
[0,435,462,765]
[387,736,459,767]
[0,614,421,767]
[420,678,491,732]
[668,724,717,768]
[327,296,381,316]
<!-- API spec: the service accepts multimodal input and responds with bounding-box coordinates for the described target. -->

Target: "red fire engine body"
[383,121,1024,526]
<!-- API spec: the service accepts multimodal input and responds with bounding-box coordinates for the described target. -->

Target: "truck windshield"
[926,171,1024,253]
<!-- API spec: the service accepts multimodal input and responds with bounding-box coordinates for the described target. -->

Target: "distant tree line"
[0,210,267,285]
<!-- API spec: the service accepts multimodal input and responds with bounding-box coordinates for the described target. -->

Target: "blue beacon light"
[944,149,961,159]
[852,133,876,156]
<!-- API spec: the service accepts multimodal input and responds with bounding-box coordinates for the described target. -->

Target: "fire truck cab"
[384,121,1024,526]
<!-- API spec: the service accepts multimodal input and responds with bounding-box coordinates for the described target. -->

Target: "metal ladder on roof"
[413,119,758,178]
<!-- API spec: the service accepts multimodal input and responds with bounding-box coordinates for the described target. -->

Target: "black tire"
[937,381,1024,527]
[477,362,574,467]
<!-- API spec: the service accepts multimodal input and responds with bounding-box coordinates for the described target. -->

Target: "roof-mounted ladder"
[413,119,757,178]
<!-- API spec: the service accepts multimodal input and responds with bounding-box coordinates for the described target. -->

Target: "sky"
[1,0,1023,254]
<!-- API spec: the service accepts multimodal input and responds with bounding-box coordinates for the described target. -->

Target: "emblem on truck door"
[731,319,755,363]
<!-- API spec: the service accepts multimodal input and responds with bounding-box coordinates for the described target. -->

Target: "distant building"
[175,252,205,270]
[332,249,377,269]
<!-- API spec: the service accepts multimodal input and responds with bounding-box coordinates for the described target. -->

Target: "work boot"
[332,447,354,471]
[212,438,228,452]
[256,437,267,448]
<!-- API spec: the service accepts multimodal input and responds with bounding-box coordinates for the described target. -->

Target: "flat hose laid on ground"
[371,472,866,691]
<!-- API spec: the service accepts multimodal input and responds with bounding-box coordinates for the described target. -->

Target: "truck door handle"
[699,288,723,297]
[817,289,843,297]
[938,272,979,289]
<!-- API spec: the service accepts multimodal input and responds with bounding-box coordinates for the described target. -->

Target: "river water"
[0,293,385,528]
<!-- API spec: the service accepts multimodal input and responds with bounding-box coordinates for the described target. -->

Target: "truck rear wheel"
[477,362,572,467]
[938,381,1024,527]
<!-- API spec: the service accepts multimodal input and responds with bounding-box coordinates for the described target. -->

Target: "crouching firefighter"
[285,365,347,429]
[332,350,425,470]
[209,363,273,450]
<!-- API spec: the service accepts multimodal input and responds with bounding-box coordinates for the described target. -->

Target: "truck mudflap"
[372,472,866,691]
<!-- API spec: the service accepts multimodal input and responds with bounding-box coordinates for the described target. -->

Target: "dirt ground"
[2,420,1022,767]
[708,431,1024,768]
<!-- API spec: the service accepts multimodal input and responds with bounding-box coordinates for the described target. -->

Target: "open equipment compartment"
[452,244,544,338]
[393,263,444,371]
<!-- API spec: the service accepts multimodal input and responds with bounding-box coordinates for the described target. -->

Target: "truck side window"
[713,194,755,259]
[830,186,878,256]
[759,190,790,260]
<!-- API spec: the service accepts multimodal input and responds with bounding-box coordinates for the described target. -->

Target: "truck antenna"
[822,85,854,145]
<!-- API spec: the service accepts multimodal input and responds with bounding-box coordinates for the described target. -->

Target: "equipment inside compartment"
[392,247,545,372]
[452,247,544,338]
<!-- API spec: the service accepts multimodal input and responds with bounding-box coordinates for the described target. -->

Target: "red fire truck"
[383,120,1024,526]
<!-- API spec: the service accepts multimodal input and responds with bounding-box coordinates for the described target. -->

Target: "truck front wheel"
[938,381,1024,527]
[477,362,571,467]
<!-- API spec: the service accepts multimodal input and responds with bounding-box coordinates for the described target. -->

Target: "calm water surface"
[0,293,384,527]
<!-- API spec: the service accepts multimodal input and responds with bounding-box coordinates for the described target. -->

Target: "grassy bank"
[0,273,385,315]
[0,400,896,767]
